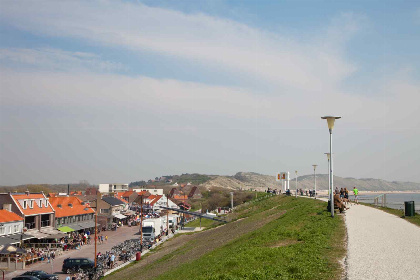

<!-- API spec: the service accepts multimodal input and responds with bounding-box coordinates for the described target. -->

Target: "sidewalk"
[345,204,420,280]
[5,224,140,280]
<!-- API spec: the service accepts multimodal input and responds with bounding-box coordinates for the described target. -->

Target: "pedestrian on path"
[110,253,115,268]
[353,187,359,204]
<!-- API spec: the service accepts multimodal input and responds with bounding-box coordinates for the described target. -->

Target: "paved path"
[345,204,420,280]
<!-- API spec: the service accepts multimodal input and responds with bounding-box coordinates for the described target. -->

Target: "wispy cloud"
[0,48,126,72]
[0,0,358,92]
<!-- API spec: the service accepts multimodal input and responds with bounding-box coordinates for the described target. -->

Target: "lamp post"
[325,153,331,205]
[312,165,318,199]
[295,171,298,198]
[321,116,341,217]
[94,210,97,267]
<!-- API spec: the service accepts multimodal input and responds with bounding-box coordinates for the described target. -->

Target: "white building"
[147,194,179,212]
[0,209,24,241]
[133,188,163,195]
[99,183,129,193]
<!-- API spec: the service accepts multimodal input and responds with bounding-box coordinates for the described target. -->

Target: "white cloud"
[0,0,357,92]
[0,48,126,72]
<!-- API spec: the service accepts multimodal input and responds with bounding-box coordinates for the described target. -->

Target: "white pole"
[330,131,334,217]
[313,165,317,199]
[328,157,331,203]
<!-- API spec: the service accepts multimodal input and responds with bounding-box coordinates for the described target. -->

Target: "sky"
[0,0,419,186]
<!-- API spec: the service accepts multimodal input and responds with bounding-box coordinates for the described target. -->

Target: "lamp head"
[295,170,298,175]
[324,152,331,160]
[321,116,341,131]
[312,164,318,170]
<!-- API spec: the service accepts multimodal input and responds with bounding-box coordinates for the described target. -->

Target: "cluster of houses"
[0,183,202,249]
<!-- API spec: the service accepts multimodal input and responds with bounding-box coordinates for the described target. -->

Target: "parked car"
[11,276,40,280]
[62,257,95,273]
[21,270,58,280]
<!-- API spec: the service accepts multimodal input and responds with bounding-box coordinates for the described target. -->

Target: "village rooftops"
[49,196,95,218]
[0,209,24,223]
[11,192,54,216]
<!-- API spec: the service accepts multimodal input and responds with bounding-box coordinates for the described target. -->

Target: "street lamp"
[324,153,331,204]
[312,165,318,199]
[295,171,298,198]
[321,116,341,218]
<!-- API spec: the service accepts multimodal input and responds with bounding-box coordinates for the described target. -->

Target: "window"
[45,200,49,207]
[13,225,19,233]
[0,227,4,235]
[39,199,43,207]
[29,200,34,208]
[100,209,109,214]
[23,200,27,209]
[8,226,12,234]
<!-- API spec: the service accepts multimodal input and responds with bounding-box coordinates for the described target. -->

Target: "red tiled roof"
[122,191,135,197]
[0,209,23,223]
[135,190,150,197]
[149,195,162,206]
[70,191,83,196]
[12,193,54,216]
[173,195,188,200]
[49,196,95,218]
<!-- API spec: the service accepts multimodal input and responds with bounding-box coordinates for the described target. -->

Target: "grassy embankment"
[360,203,420,227]
[111,195,346,280]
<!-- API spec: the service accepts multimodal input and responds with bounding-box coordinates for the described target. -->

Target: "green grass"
[155,196,345,280]
[361,203,420,227]
[185,217,219,228]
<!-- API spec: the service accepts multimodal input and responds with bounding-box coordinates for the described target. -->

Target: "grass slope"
[112,195,345,280]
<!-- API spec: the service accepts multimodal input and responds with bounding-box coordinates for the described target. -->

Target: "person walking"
[353,187,359,204]
[110,253,115,269]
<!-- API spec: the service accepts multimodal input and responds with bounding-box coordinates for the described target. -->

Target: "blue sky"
[0,0,419,185]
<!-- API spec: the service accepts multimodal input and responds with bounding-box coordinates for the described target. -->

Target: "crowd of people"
[333,186,359,212]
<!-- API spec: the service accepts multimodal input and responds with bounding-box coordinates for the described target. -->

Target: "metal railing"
[374,194,387,207]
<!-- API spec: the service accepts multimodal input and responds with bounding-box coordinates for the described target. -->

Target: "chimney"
[25,191,29,196]
[67,184,70,196]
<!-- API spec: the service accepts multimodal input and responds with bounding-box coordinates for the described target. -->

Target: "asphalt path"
[345,203,420,280]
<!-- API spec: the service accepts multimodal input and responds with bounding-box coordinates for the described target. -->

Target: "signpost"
[276,172,290,192]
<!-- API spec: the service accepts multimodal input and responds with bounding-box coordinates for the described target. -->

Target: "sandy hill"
[200,172,420,192]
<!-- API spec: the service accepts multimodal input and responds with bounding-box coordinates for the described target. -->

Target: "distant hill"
[200,172,420,192]
[3,172,420,193]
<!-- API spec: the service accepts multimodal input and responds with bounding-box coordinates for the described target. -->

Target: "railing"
[374,194,387,207]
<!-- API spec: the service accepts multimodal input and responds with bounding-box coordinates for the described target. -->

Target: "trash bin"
[327,200,331,212]
[404,201,415,217]
[136,252,141,261]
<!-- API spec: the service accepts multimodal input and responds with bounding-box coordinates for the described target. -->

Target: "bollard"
[136,252,141,261]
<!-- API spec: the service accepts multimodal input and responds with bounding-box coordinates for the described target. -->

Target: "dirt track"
[113,207,286,280]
